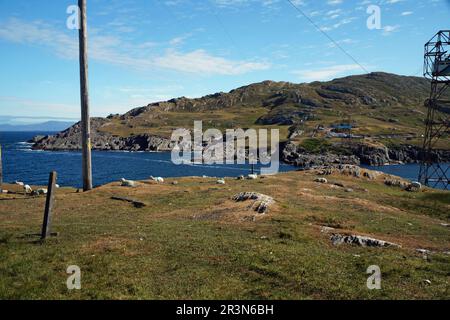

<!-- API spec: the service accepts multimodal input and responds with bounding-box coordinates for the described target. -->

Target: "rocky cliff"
[32,118,174,152]
[31,72,449,167]
[281,141,450,168]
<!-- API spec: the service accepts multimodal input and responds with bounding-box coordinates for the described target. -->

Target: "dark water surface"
[1,132,448,189]
[0,131,297,188]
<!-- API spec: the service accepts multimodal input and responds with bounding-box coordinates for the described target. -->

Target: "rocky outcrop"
[280,141,450,168]
[31,118,174,152]
[29,72,449,167]
[281,142,360,168]
[330,234,400,248]
[388,145,450,163]
[352,144,390,166]
[351,144,450,166]
[233,192,275,214]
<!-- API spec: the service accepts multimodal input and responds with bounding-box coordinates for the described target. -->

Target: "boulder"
[384,179,409,188]
[406,181,422,192]
[315,178,328,184]
[233,192,275,214]
[331,234,400,248]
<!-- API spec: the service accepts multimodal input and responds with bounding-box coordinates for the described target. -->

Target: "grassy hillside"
[33,72,450,153]
[103,73,430,136]
[92,72,448,150]
[0,169,448,299]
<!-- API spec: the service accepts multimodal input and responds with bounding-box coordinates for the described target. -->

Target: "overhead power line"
[285,0,369,74]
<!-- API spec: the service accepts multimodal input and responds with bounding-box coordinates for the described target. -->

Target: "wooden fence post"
[41,171,57,240]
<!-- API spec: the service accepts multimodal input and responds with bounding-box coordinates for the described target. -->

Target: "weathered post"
[78,0,93,191]
[41,171,57,240]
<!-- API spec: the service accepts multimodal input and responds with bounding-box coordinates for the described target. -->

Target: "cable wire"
[285,0,369,74]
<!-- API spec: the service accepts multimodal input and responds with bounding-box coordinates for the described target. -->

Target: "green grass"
[300,138,332,153]
[0,171,449,300]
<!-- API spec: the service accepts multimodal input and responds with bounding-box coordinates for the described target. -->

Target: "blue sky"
[0,0,449,122]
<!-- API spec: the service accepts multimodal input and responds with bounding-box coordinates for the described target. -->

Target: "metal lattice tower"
[419,30,450,190]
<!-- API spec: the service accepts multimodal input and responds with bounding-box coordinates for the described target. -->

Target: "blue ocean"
[0,131,297,188]
[1,131,448,189]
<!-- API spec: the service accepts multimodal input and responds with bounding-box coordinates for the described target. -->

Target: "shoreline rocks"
[281,142,360,168]
[30,118,174,152]
[30,121,449,169]
[281,141,450,168]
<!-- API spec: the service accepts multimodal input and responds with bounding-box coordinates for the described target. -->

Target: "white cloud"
[0,18,78,59]
[401,11,413,16]
[213,0,257,7]
[332,17,356,29]
[327,0,343,5]
[289,0,305,6]
[292,64,367,81]
[0,18,270,76]
[382,25,400,35]
[154,49,270,75]
[327,38,356,48]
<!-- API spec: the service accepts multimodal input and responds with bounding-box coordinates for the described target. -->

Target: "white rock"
[416,249,431,255]
[247,174,258,180]
[321,226,335,234]
[315,178,328,184]
[410,181,422,189]
[233,192,275,214]
[15,181,24,186]
[23,185,33,194]
[330,234,400,248]
[217,179,226,185]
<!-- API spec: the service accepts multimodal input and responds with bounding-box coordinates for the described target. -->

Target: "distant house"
[331,123,353,130]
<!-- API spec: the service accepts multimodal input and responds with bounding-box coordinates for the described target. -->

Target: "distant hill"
[0,121,75,132]
[31,72,450,165]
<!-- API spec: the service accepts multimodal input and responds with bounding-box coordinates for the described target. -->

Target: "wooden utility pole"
[41,171,57,240]
[79,0,93,191]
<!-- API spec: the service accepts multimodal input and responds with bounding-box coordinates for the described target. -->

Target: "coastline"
[1,132,449,189]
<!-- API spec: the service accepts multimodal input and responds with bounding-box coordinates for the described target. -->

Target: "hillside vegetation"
[33,72,450,153]
[0,169,448,299]
[101,72,435,146]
